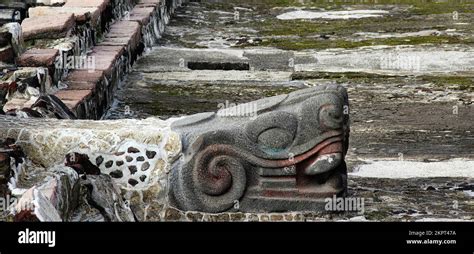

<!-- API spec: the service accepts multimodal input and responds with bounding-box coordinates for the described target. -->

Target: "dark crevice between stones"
[83,181,112,222]
[187,61,250,71]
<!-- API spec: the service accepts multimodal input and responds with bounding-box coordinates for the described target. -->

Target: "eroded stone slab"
[29,6,101,27]
[129,7,155,25]
[16,48,59,67]
[21,14,76,41]
[105,21,142,50]
[64,0,111,13]
[66,70,105,84]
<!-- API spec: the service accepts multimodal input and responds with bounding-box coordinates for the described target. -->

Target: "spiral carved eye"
[257,128,294,151]
[245,111,298,154]
[319,104,343,130]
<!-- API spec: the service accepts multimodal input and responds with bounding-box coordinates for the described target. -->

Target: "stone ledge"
[21,14,76,41]
[129,7,155,25]
[2,0,186,120]
[54,89,93,103]
[28,6,102,27]
[138,0,163,6]
[105,21,142,51]
[65,70,105,84]
[64,0,112,13]
[64,81,97,91]
[16,48,59,67]
[88,45,127,76]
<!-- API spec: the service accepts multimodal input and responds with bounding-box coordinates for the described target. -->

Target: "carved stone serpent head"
[170,84,350,213]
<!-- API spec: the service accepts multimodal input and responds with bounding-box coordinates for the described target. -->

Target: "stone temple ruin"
[3,0,471,223]
[0,0,352,221]
[0,84,350,221]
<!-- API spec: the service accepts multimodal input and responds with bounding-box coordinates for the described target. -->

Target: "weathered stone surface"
[64,81,97,91]
[65,70,105,84]
[129,7,155,25]
[0,152,10,198]
[0,45,14,63]
[104,21,141,51]
[88,45,126,76]
[0,8,22,25]
[21,14,76,41]
[28,7,101,27]
[64,0,111,13]
[0,116,181,169]
[79,174,135,222]
[29,95,78,119]
[14,166,80,222]
[54,89,93,108]
[2,23,24,57]
[0,30,12,47]
[170,84,350,213]
[16,48,59,67]
[138,0,163,7]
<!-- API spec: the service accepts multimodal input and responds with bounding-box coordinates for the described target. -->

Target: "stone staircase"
[1,0,187,119]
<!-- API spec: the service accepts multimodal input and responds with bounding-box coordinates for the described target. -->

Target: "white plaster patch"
[277,10,388,20]
[350,159,474,178]
[84,140,167,190]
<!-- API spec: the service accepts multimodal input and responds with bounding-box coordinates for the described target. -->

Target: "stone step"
[3,0,187,118]
[16,48,59,81]
[28,6,102,28]
[21,14,76,41]
[64,0,111,13]
[88,45,127,77]
[54,89,93,108]
[104,21,142,51]
[129,7,156,25]
[138,0,163,7]
[65,70,105,84]
[16,48,59,68]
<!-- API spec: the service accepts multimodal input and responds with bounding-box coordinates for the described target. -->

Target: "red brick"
[29,6,101,27]
[106,21,142,50]
[54,89,92,104]
[65,70,104,83]
[98,37,131,46]
[129,7,155,25]
[60,99,80,110]
[65,81,96,90]
[64,0,111,13]
[88,46,125,76]
[22,14,75,41]
[16,48,59,67]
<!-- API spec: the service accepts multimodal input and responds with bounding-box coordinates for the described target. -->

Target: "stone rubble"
[0,115,181,221]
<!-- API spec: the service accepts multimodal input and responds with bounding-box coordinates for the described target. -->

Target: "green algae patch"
[248,35,472,50]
